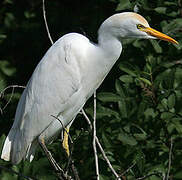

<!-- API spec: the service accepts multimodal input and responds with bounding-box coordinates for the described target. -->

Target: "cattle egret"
[1,12,178,165]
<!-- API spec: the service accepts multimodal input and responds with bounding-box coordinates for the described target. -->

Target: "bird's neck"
[86,31,122,88]
[97,30,122,67]
[81,31,122,99]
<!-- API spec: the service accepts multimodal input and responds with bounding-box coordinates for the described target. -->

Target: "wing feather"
[1,33,90,164]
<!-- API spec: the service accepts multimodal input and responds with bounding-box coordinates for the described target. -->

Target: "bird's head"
[99,12,178,44]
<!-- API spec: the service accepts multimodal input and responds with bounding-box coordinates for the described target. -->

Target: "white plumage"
[1,12,177,164]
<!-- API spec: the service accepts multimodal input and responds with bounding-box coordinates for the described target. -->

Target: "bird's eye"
[137,24,145,29]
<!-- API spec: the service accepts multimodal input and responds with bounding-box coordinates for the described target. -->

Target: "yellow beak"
[144,27,178,44]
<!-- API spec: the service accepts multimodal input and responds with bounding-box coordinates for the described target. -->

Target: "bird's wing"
[1,33,90,164]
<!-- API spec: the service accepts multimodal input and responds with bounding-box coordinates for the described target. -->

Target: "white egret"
[1,12,178,165]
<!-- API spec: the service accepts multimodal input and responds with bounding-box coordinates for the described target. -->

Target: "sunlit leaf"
[138,77,152,86]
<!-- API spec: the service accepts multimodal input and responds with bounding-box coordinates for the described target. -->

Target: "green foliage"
[0,0,182,179]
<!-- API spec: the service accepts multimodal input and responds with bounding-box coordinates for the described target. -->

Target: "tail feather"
[1,128,33,164]
[1,135,12,161]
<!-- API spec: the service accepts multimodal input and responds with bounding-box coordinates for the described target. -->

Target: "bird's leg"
[38,135,65,177]
[62,127,70,157]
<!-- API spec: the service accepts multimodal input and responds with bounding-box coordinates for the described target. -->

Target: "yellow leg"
[62,127,70,157]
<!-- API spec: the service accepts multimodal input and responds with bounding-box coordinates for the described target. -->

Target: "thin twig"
[0,165,36,180]
[178,0,182,17]
[81,99,121,179]
[120,162,136,177]
[136,173,161,180]
[93,91,99,180]
[166,138,173,180]
[42,0,53,45]
[71,160,80,180]
[38,135,66,180]
[95,136,121,180]
[81,109,93,130]
[0,85,25,97]
[2,86,15,111]
[0,85,25,114]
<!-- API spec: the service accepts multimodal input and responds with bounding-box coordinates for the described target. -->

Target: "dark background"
[0,0,182,179]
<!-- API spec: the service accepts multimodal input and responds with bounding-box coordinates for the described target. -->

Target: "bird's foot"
[62,127,70,157]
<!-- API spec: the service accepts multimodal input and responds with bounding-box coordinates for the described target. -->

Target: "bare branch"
[71,161,80,180]
[42,0,54,45]
[0,85,25,114]
[81,94,121,179]
[93,91,100,180]
[120,162,136,177]
[81,109,92,130]
[178,0,182,17]
[2,85,15,111]
[136,172,161,180]
[95,136,121,180]
[0,85,25,98]
[166,138,173,180]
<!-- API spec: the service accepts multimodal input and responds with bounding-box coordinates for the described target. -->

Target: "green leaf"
[134,150,145,174]
[164,1,177,6]
[116,0,131,11]
[146,63,152,72]
[149,164,166,174]
[24,11,36,19]
[119,75,133,83]
[133,133,147,140]
[0,34,7,43]
[161,112,174,120]
[154,7,167,14]
[0,79,6,91]
[150,40,162,53]
[102,133,112,148]
[168,94,175,109]
[97,92,121,102]
[119,63,137,77]
[167,122,175,133]
[118,132,137,146]
[173,120,182,133]
[0,60,16,76]
[3,0,13,4]
[118,99,127,118]
[4,12,15,27]
[138,77,152,86]
[144,108,156,119]
[161,98,168,110]
[96,104,120,119]
[100,175,110,180]
[115,79,126,98]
